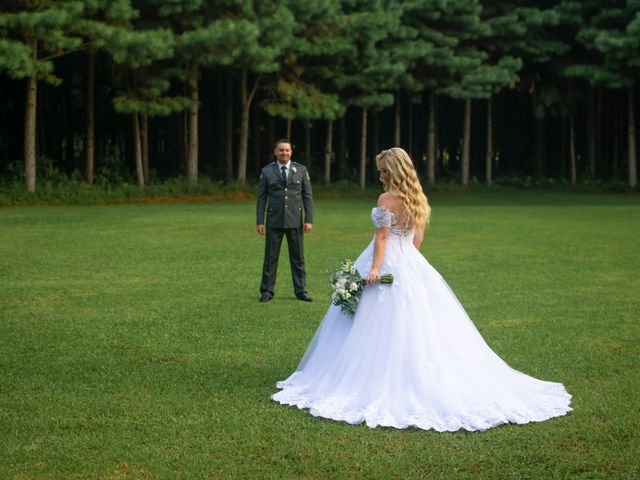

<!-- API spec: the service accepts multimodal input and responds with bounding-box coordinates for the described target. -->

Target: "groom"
[256,139,314,303]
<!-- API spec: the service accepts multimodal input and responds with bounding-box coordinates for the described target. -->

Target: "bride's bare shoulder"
[377,192,402,210]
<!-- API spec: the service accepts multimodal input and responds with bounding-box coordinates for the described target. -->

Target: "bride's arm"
[367,195,392,284]
[367,226,389,284]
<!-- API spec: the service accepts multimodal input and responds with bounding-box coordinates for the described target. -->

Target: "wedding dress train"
[272,207,572,431]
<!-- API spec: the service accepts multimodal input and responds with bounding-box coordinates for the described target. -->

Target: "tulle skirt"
[272,234,572,431]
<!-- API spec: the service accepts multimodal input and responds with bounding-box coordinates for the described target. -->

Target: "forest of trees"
[0,0,638,193]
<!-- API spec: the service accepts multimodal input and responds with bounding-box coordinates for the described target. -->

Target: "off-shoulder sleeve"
[371,206,395,228]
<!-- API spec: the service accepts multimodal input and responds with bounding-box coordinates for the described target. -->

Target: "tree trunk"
[560,113,567,178]
[603,90,613,178]
[183,112,188,172]
[132,112,144,187]
[304,121,311,163]
[602,92,617,178]
[612,110,619,177]
[359,108,368,190]
[535,118,545,178]
[174,105,185,174]
[323,119,333,185]
[187,67,198,184]
[588,88,596,178]
[613,91,622,177]
[142,111,149,183]
[252,109,261,176]
[628,86,637,188]
[427,93,436,187]
[372,111,379,159]
[569,112,577,186]
[286,118,292,140]
[238,68,250,184]
[0,88,7,165]
[408,100,413,155]
[596,90,605,177]
[338,117,346,180]
[587,88,596,178]
[485,97,493,186]
[86,46,96,185]
[461,98,471,187]
[267,115,275,152]
[394,91,401,146]
[24,41,38,193]
[37,82,46,161]
[225,76,233,182]
[238,68,260,184]
[64,72,74,170]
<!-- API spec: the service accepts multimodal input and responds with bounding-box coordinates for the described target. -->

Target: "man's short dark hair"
[274,139,292,149]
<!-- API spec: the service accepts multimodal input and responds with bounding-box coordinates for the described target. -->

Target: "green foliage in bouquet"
[328,259,393,317]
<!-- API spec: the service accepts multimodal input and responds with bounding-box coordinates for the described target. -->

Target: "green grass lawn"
[1,191,639,479]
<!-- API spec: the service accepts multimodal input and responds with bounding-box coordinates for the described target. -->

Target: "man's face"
[274,143,292,164]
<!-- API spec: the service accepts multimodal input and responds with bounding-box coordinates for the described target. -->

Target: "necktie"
[281,165,287,183]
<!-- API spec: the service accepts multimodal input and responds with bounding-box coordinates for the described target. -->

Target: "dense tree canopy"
[0,0,638,191]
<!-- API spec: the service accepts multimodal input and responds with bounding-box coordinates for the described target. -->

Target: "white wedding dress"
[272,206,572,431]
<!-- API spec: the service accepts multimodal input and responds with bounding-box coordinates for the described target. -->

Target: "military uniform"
[256,161,313,298]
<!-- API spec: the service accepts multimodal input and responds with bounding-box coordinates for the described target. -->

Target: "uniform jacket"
[256,161,313,229]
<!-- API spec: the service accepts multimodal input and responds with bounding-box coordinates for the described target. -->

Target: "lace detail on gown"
[371,206,395,228]
[371,206,414,238]
[272,206,572,432]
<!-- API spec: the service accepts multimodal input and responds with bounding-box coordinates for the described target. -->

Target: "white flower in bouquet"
[328,259,393,317]
[340,259,356,275]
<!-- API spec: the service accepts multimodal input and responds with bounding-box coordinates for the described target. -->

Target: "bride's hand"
[366,269,380,285]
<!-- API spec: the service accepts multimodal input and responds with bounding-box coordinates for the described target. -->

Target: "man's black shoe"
[296,293,313,302]
[259,293,273,302]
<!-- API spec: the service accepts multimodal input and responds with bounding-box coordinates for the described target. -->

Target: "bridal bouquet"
[329,259,393,317]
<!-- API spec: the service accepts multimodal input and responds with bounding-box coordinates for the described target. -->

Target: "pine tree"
[262,0,348,183]
[0,0,84,192]
[565,1,640,187]
[74,0,138,185]
[218,1,296,185]
[147,0,261,184]
[438,1,521,186]
[330,0,407,189]
[100,14,181,187]
[477,1,527,184]
[400,0,517,186]
[476,1,575,184]
[512,2,578,182]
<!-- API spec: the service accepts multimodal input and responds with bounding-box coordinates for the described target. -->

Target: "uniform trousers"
[260,226,306,297]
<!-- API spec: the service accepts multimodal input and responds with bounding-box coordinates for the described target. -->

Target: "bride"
[272,147,572,432]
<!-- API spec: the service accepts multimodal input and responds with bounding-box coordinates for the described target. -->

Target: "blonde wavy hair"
[375,147,431,228]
